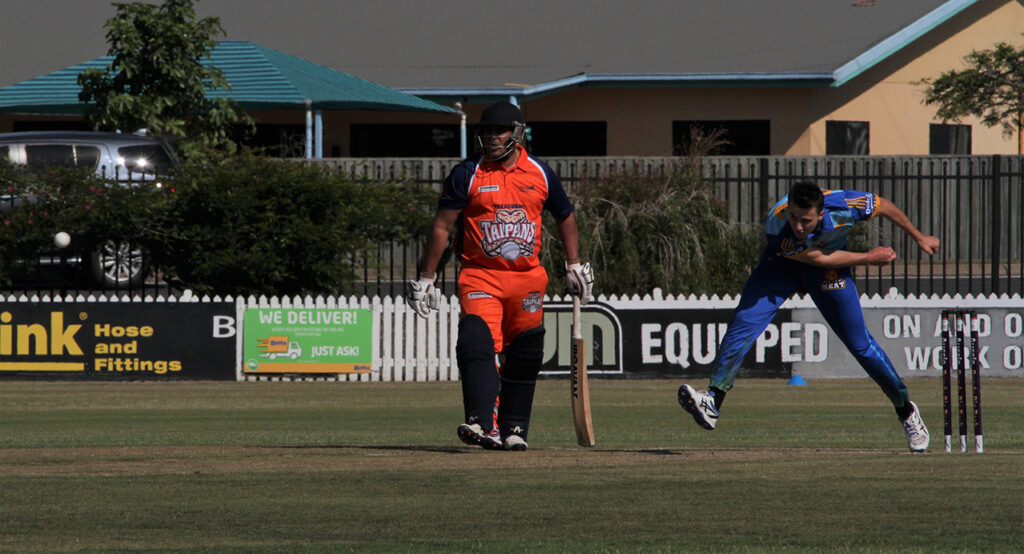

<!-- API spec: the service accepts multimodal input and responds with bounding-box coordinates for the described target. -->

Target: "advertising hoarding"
[242,308,373,374]
[0,302,236,380]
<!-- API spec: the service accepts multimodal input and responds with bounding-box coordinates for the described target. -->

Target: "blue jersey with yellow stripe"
[764,189,879,259]
[709,187,909,409]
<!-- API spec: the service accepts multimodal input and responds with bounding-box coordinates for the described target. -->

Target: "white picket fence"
[12,288,1023,381]
[239,293,462,382]
[238,287,1024,382]
[237,290,730,382]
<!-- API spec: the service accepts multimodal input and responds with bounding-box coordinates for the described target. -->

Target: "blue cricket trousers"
[710,256,910,408]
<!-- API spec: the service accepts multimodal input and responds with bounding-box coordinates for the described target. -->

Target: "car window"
[0,145,8,161]
[23,144,101,169]
[118,144,174,174]
[74,145,101,170]
[25,144,75,168]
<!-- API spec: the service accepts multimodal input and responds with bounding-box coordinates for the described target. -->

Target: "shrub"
[3,145,762,298]
[157,153,435,296]
[542,132,763,297]
[0,160,172,284]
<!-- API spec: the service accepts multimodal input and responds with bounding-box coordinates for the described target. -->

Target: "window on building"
[826,120,870,155]
[12,120,90,132]
[349,122,608,158]
[930,123,971,154]
[236,123,307,157]
[350,124,462,157]
[524,121,606,156]
[672,120,770,155]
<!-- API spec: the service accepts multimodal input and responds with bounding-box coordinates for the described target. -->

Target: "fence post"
[759,157,770,218]
[992,155,1002,294]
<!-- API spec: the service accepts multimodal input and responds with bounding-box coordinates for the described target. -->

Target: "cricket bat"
[570,296,595,447]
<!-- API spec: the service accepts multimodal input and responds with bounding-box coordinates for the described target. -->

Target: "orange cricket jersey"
[438,145,574,271]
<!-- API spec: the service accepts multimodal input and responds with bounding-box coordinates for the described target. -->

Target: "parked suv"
[0,131,177,288]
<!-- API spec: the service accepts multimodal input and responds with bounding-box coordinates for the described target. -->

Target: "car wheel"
[89,241,150,288]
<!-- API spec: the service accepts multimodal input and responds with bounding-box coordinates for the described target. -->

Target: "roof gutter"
[403,0,980,103]
[401,72,834,102]
[831,0,978,87]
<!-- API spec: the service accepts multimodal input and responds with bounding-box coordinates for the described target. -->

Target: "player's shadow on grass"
[626,448,687,455]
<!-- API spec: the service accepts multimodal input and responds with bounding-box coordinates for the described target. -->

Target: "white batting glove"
[406,274,441,318]
[565,261,594,305]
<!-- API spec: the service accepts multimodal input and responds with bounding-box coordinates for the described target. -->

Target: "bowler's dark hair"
[789,182,824,212]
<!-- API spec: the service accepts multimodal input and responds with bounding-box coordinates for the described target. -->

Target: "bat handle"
[572,296,582,339]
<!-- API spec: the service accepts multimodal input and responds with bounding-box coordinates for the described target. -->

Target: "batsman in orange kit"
[407,102,594,451]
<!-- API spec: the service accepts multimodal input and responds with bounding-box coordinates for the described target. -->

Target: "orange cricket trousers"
[457,265,548,354]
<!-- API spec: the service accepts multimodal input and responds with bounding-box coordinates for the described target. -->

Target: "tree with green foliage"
[921,41,1024,154]
[78,0,252,157]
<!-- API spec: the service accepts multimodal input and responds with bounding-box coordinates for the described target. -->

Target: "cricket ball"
[54,231,71,249]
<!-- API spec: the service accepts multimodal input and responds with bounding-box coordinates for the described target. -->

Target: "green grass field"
[1,378,1022,552]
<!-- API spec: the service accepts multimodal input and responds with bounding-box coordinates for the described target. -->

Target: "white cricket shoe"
[457,423,503,450]
[901,401,929,452]
[678,384,719,430]
[503,435,528,451]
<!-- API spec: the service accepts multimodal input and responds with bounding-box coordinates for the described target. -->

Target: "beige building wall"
[516,0,1024,156]
[801,0,1024,155]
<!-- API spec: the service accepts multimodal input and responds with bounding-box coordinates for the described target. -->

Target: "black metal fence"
[701,155,1024,297]
[1,249,176,299]
[7,156,1022,299]
[322,155,1024,298]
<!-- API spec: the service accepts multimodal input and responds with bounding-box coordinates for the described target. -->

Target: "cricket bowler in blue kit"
[677,182,939,452]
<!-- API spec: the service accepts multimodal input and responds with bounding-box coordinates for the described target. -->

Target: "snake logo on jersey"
[480,208,537,260]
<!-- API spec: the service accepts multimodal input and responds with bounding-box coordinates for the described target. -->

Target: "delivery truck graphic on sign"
[257,336,302,360]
